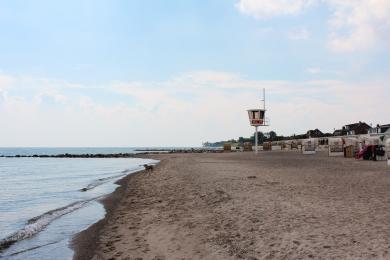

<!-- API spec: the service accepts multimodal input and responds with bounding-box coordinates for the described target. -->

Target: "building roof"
[344,121,371,130]
[307,129,324,138]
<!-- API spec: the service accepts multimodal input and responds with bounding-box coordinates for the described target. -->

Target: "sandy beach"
[73,151,390,259]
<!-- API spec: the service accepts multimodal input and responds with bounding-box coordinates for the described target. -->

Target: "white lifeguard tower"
[247,89,269,154]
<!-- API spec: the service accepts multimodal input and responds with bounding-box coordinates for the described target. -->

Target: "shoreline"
[0,149,223,158]
[0,156,158,259]
[72,154,167,259]
[71,160,157,260]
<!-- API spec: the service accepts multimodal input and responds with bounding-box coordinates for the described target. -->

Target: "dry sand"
[73,151,390,259]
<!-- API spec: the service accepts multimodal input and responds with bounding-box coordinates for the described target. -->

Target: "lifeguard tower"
[247,89,269,154]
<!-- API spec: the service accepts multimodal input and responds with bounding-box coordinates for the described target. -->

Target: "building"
[333,129,345,136]
[342,122,371,136]
[370,124,390,134]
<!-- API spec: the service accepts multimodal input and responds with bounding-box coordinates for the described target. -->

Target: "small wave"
[7,240,62,257]
[0,198,95,252]
[80,168,142,192]
[79,173,127,192]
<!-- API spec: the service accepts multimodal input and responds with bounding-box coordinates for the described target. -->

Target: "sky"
[0,0,390,147]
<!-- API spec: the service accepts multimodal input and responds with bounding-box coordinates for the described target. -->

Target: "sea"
[0,147,159,260]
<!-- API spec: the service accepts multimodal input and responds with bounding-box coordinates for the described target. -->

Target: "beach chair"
[302,139,316,155]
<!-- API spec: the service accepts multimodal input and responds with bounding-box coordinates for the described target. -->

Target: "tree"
[257,131,265,143]
[269,131,277,141]
[250,131,265,144]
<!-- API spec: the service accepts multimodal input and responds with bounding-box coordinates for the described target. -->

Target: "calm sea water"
[0,148,158,260]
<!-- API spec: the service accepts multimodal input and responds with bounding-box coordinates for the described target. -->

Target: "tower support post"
[255,126,258,154]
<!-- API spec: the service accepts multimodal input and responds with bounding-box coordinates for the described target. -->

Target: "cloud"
[0,71,388,146]
[0,74,15,90]
[236,0,390,52]
[35,89,68,104]
[327,0,390,52]
[236,0,315,18]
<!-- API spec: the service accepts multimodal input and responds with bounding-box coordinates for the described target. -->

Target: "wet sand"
[73,151,390,259]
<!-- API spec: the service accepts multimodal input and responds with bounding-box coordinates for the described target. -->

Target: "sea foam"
[0,198,95,251]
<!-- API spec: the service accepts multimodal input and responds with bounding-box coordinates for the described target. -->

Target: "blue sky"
[0,0,390,146]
